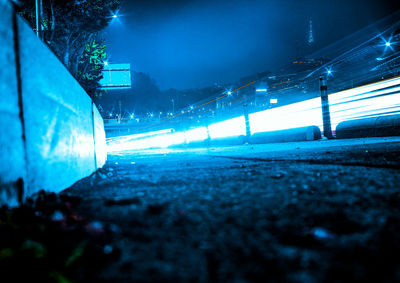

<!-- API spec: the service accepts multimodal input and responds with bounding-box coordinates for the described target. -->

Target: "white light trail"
[107,132,186,152]
[250,76,400,133]
[107,76,400,152]
[185,127,209,144]
[208,116,246,139]
[106,128,173,145]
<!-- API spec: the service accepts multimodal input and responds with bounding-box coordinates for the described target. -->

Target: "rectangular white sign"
[100,63,132,90]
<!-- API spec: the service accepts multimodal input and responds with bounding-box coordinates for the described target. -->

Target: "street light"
[111,10,120,19]
[381,37,394,52]
[326,67,333,77]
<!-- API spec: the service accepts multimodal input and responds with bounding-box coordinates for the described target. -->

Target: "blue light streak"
[208,116,246,139]
[185,127,209,143]
[107,76,400,152]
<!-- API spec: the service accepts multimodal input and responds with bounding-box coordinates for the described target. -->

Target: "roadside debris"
[0,191,120,282]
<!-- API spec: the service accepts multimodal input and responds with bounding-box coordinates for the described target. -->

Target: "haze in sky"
[105,0,400,90]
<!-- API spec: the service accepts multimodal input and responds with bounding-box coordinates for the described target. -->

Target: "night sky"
[104,0,400,90]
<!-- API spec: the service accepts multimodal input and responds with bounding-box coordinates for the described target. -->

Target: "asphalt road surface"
[63,137,400,282]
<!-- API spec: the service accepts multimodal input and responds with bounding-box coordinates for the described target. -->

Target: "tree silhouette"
[16,0,120,97]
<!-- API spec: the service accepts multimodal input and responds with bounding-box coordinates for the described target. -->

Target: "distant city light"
[190,106,194,110]
[227,91,232,96]
[130,114,134,119]
[109,113,112,117]
[256,89,267,92]
[382,37,394,51]
[104,61,109,66]
[112,14,118,19]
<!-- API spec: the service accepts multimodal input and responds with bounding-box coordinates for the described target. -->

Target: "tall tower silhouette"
[308,18,314,45]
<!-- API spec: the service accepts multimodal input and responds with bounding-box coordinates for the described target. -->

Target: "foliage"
[15,0,120,98]
[78,39,107,97]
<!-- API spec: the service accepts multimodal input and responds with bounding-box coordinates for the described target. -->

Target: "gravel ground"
[62,138,400,282]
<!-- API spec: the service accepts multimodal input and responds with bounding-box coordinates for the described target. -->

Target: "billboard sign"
[100,63,132,90]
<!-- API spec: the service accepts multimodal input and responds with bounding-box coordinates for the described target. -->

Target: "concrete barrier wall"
[0,0,107,206]
[0,0,26,206]
[336,115,400,139]
[249,126,322,144]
